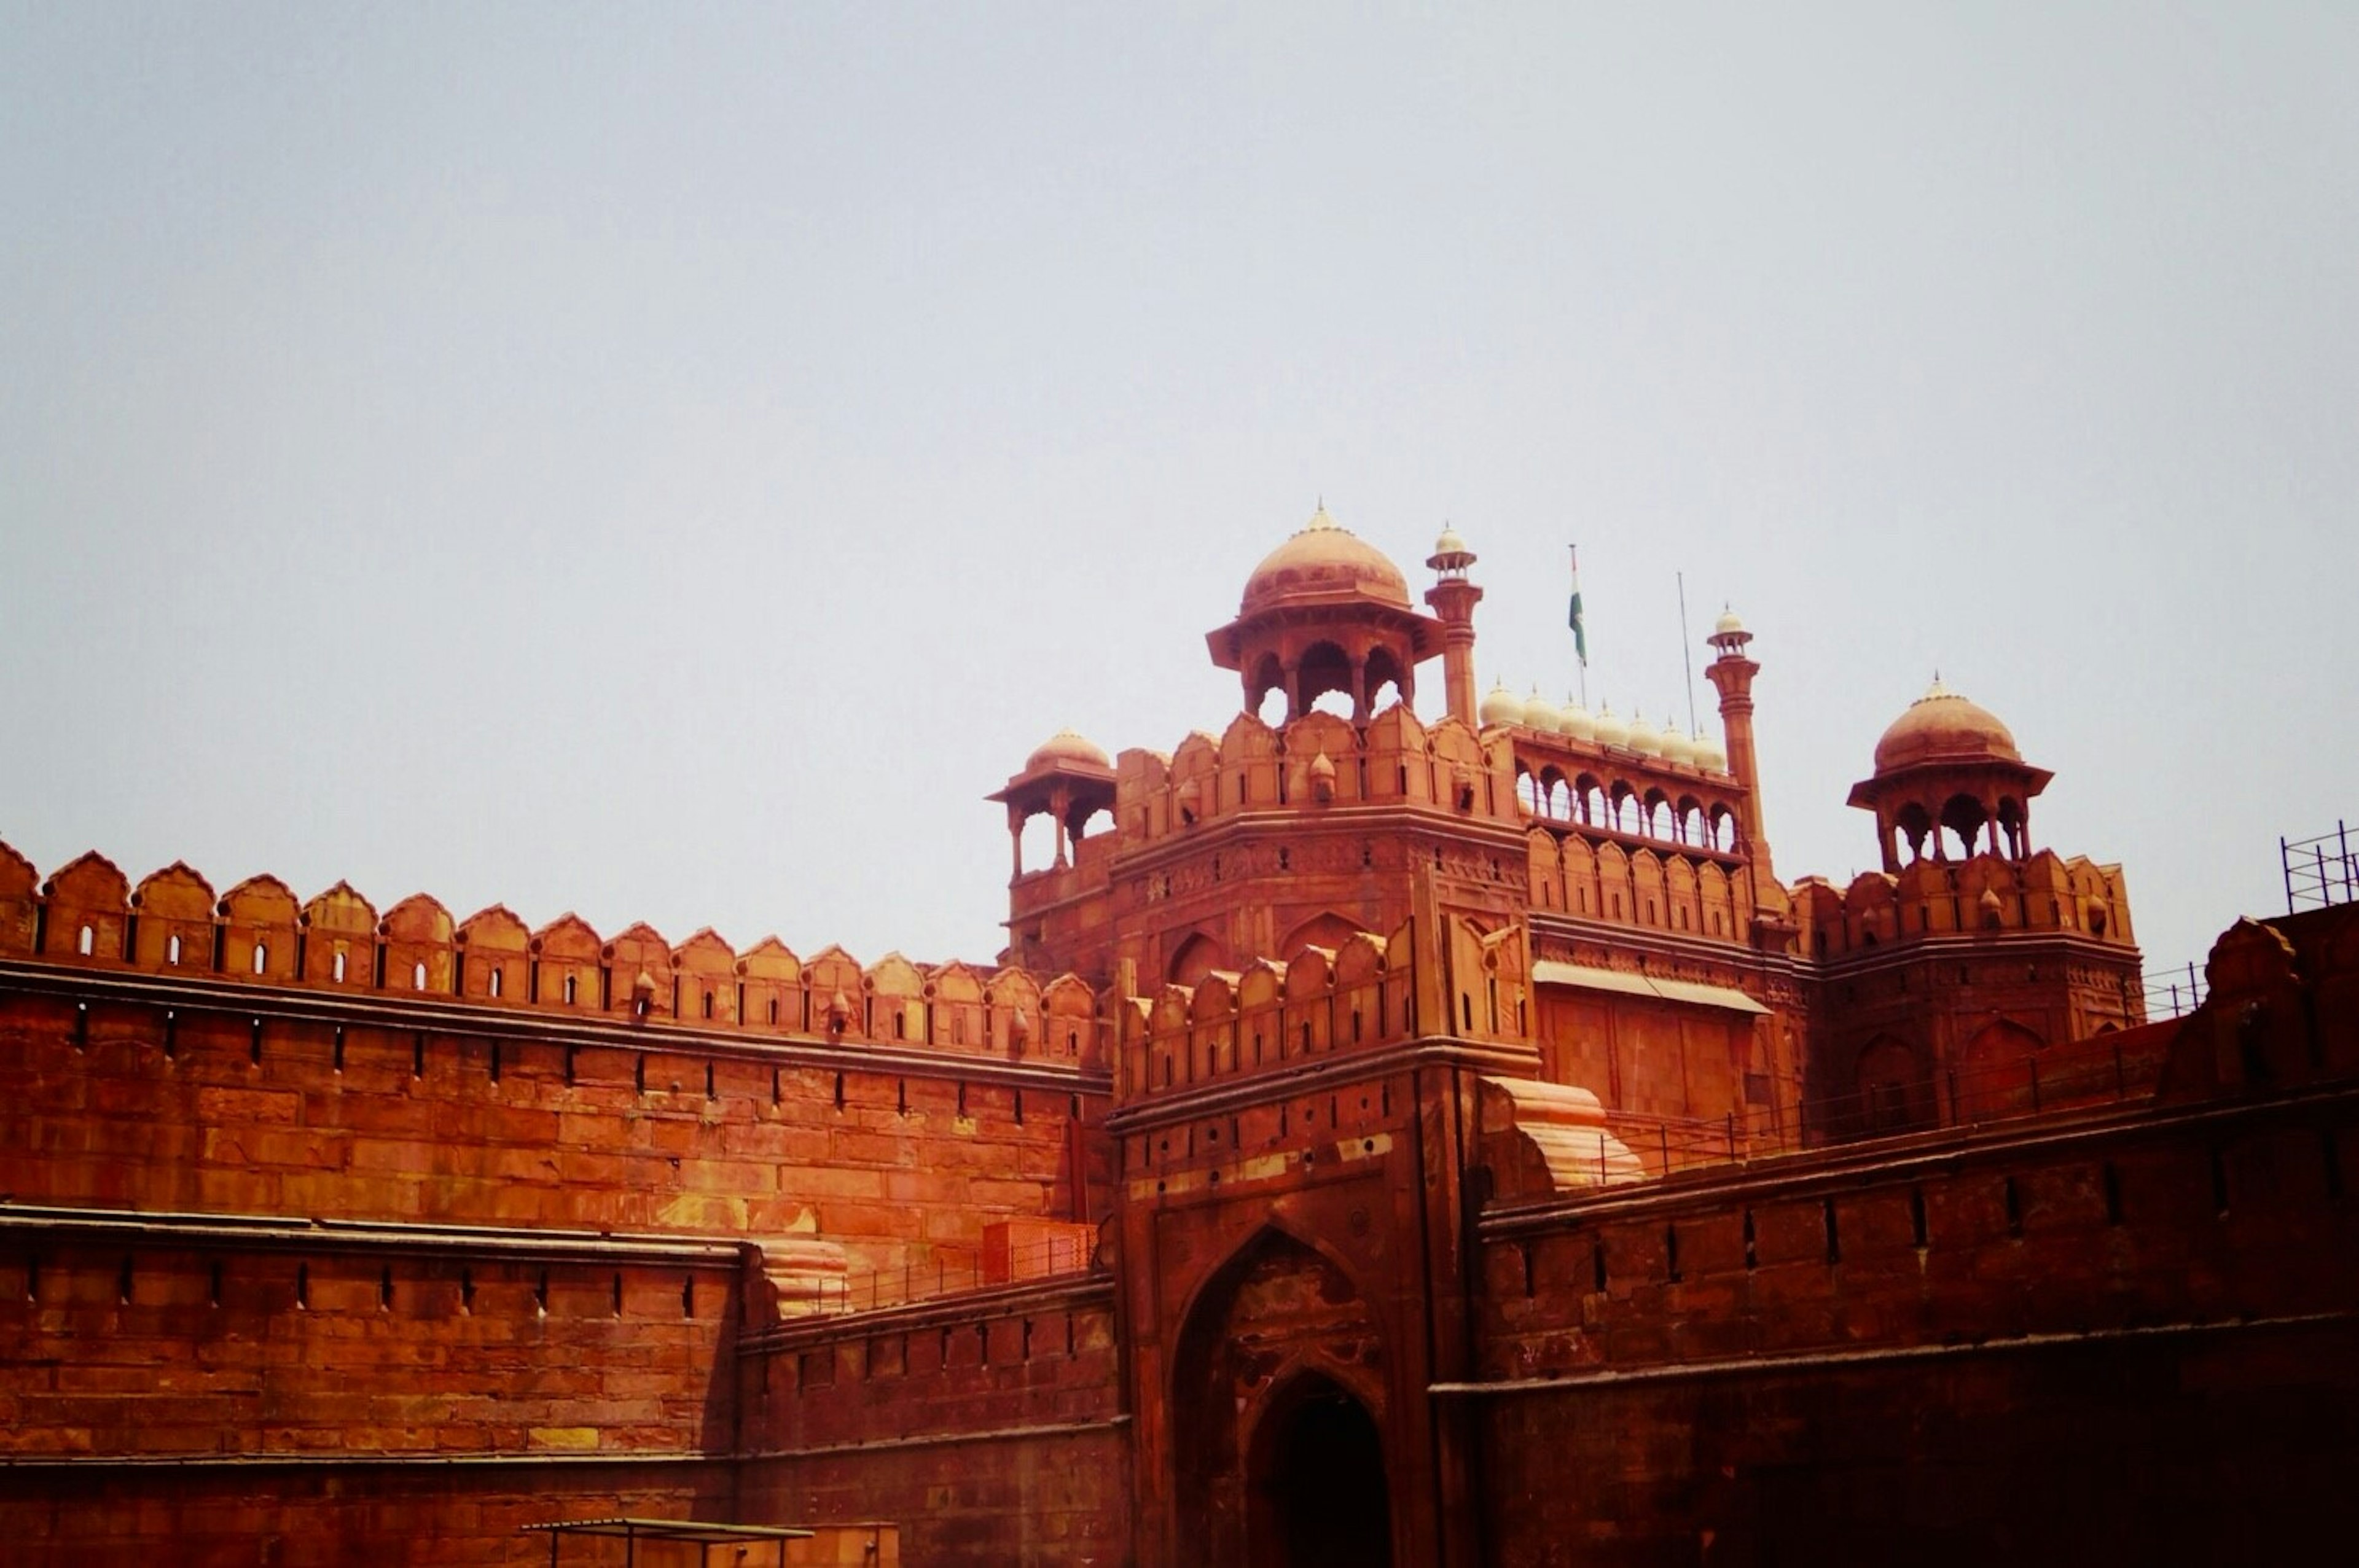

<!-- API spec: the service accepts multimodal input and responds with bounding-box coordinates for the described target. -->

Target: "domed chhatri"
[1240,503,1413,616]
[1479,680,1527,729]
[1848,674,2054,871]
[1871,676,2021,774]
[1522,686,1560,733]
[1590,702,1630,751]
[1024,728,1113,773]
[1558,695,1595,743]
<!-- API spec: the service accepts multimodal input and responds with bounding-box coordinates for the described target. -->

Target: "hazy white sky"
[4,3,2353,985]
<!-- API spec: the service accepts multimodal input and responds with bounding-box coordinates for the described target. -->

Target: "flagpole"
[1677,570,1697,735]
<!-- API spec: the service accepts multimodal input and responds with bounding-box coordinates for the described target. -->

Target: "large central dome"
[1239,504,1412,616]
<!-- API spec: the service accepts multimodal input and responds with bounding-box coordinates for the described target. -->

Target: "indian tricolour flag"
[1568,545,1588,666]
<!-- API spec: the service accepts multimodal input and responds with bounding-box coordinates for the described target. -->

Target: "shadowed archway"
[1247,1371,1391,1568]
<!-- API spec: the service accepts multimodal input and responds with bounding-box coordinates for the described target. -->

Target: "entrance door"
[1248,1375,1391,1568]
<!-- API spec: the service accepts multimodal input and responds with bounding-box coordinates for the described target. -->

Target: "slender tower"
[1704,607,1775,886]
[1424,525,1482,727]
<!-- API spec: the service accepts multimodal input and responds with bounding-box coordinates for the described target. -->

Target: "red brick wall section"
[0,1461,732,1568]
[0,1240,738,1461]
[0,992,1101,1273]
[741,1431,1128,1568]
[1471,1090,2359,1562]
[735,1281,1127,1566]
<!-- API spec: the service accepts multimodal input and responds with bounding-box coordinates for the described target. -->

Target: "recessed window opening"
[167,934,181,965]
[412,962,427,991]
[252,942,267,975]
[564,973,578,1005]
[488,966,501,998]
[332,950,346,981]
[78,924,93,956]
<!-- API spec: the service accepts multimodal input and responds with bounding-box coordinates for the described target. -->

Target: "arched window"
[412,961,427,991]
[252,942,267,975]
[332,950,346,981]
[167,934,182,965]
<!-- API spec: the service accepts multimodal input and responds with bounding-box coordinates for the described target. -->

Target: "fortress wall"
[0,989,1106,1274]
[737,1278,1127,1567]
[0,1225,743,1566]
[1469,1087,2359,1561]
[0,1460,730,1568]
[0,1235,741,1461]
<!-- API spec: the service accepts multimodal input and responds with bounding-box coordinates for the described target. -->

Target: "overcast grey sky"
[3,3,2353,985]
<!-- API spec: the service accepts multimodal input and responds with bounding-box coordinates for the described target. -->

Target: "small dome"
[1432,524,1469,556]
[1625,712,1662,756]
[1693,727,1727,772]
[1591,702,1629,749]
[1713,606,1747,638]
[1659,718,1696,766]
[1025,728,1111,771]
[1558,695,1595,742]
[1871,676,2021,773]
[1241,504,1412,616]
[1522,686,1560,732]
[1479,680,1526,728]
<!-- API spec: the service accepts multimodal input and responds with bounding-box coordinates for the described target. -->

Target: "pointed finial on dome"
[1922,671,1955,702]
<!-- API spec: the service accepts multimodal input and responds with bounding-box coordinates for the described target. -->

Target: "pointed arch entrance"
[1248,1372,1391,1568]
[1169,1226,1393,1567]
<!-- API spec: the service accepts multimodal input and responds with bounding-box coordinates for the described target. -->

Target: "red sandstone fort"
[2,508,2353,1564]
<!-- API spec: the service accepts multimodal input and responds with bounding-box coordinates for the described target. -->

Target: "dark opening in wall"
[1665,1225,1682,1284]
[1742,1209,1758,1269]
[1822,1199,1841,1264]
[209,1260,222,1308]
[1910,1187,1929,1247]
[1591,1238,1607,1292]
[2103,1161,2124,1224]
[2003,1176,2023,1238]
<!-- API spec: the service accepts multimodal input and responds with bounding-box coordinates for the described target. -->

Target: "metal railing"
[800,1233,1097,1318]
[2284,821,2357,913]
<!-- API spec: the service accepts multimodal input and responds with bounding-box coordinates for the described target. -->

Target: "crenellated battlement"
[1112,911,1534,1106]
[1790,848,2136,961]
[0,840,1103,1067]
[1110,704,1515,844]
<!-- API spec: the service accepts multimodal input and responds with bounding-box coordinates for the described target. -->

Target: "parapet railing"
[800,1235,1098,1319]
[2284,821,2357,913]
[1597,1029,2177,1184]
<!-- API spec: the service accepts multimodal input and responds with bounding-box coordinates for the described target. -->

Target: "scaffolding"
[2283,820,2357,913]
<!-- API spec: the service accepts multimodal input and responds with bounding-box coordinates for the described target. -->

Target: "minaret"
[1424,526,1482,727]
[1703,607,1775,884]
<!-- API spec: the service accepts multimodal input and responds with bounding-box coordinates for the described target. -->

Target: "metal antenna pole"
[1676,571,1698,735]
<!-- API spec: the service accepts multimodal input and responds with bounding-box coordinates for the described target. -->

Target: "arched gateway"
[1170,1228,1395,1567]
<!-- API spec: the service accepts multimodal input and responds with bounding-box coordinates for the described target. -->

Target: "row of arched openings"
[1516,768,1737,852]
